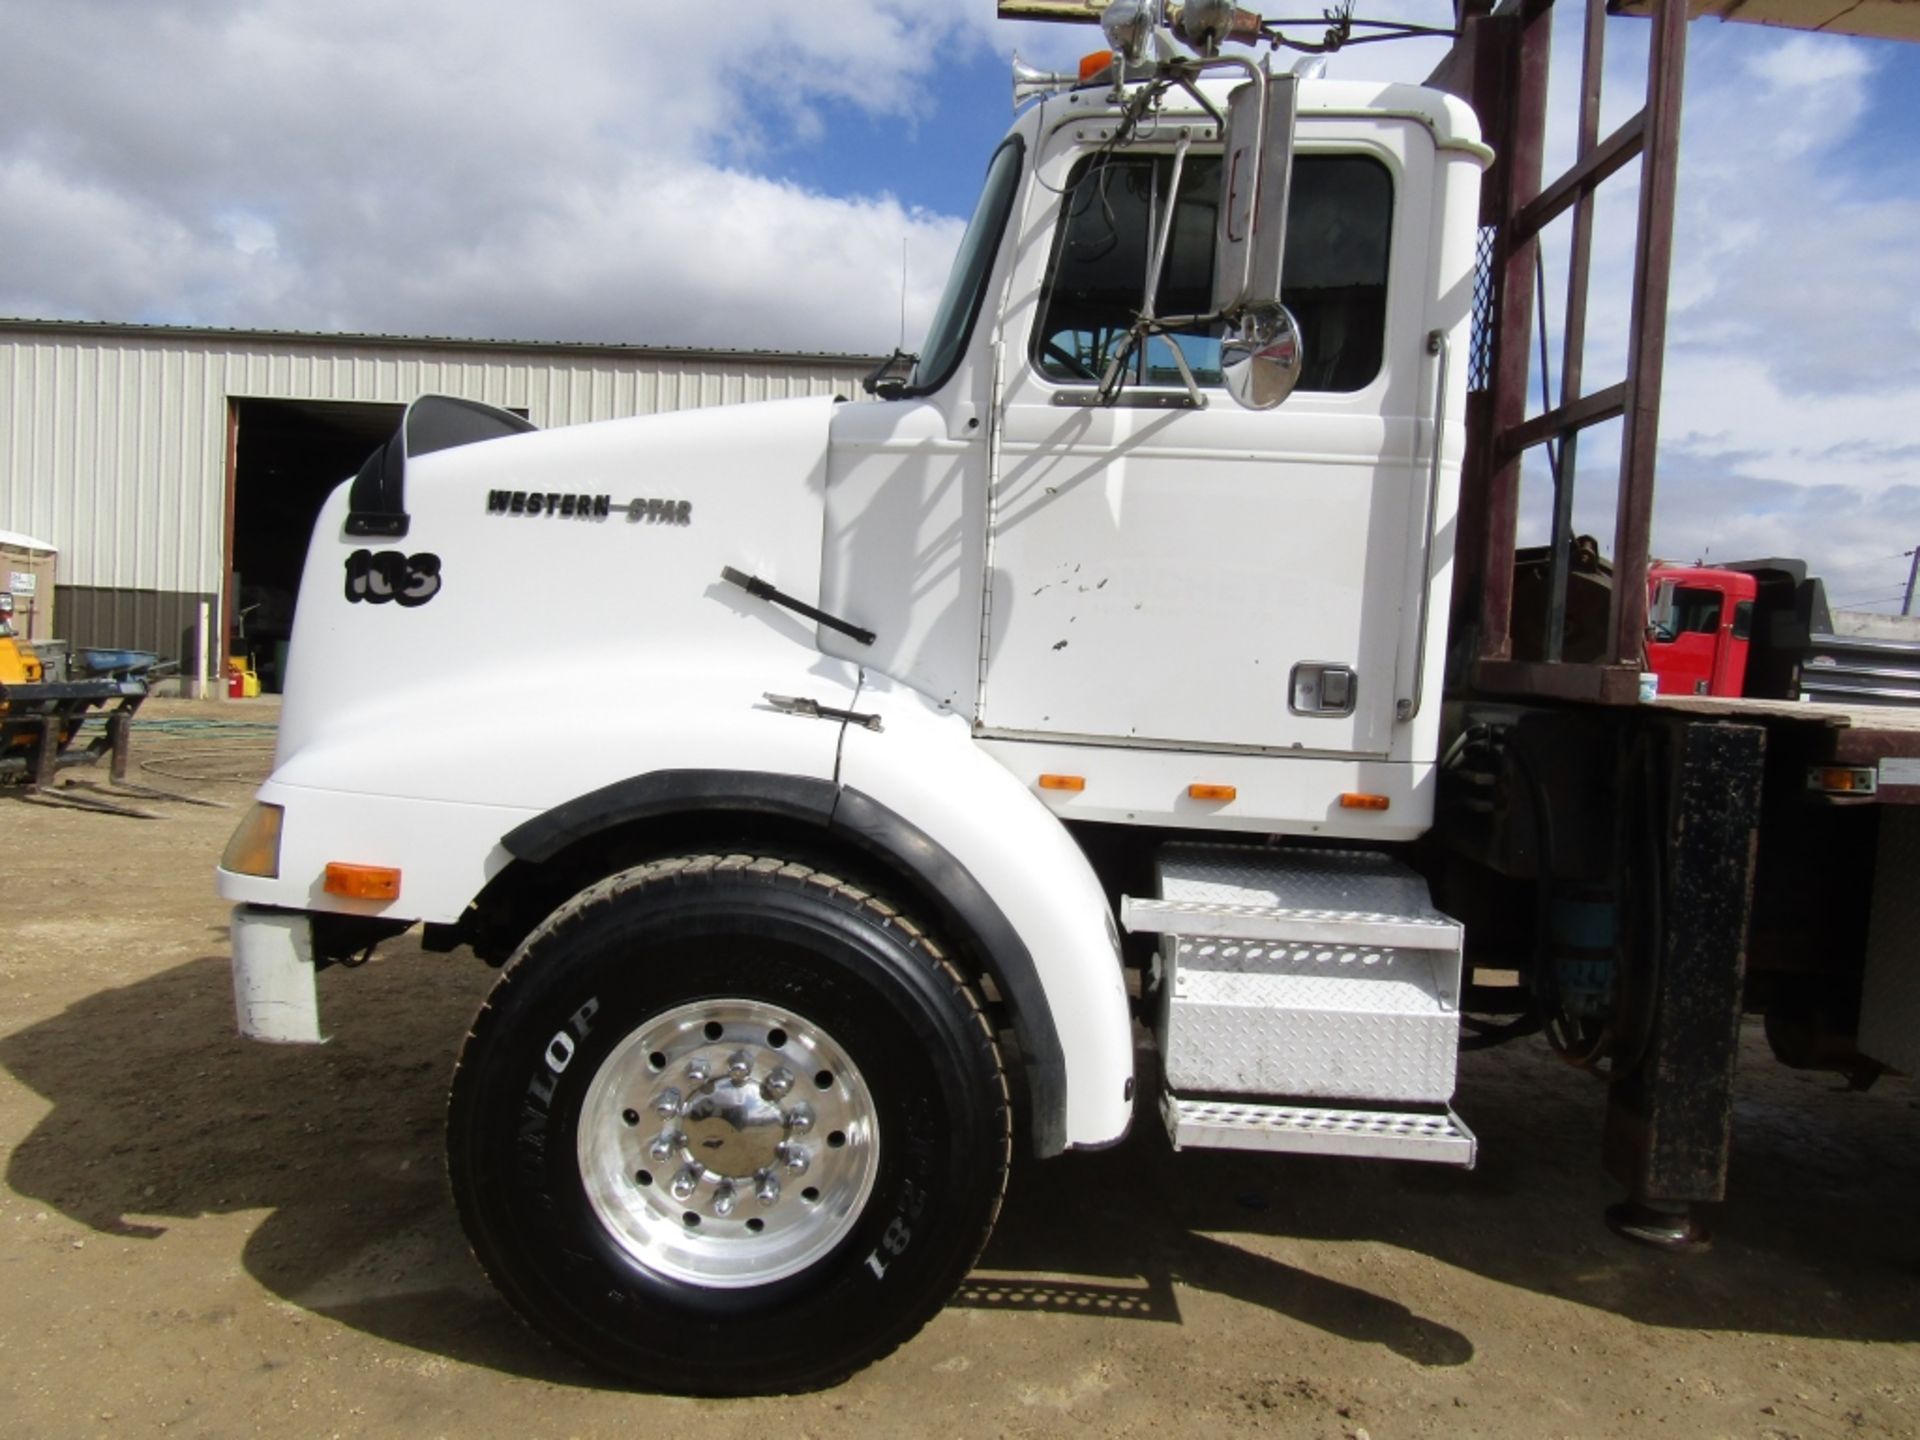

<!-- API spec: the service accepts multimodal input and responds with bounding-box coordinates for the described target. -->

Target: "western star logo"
[487,490,612,519]
[486,491,692,525]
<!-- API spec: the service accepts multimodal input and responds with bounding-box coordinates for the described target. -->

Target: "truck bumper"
[230,905,325,1044]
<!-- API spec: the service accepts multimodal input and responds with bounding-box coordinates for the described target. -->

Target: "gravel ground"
[1,697,1915,1439]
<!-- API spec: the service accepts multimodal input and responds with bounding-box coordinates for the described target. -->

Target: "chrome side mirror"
[1221,304,1305,410]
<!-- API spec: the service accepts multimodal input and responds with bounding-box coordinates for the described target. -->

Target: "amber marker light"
[221,802,285,878]
[324,862,402,901]
[1188,783,1237,802]
[1078,50,1114,82]
[1340,792,1392,811]
[1808,766,1875,794]
[1038,773,1086,792]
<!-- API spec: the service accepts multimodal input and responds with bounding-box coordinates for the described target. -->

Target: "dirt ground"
[2,698,1916,1440]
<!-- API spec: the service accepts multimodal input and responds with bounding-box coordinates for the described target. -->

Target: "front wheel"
[447,856,1011,1394]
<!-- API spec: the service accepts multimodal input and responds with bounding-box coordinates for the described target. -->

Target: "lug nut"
[649,1129,684,1163]
[727,1050,754,1085]
[756,1170,781,1206]
[712,1182,738,1218]
[785,1103,815,1134]
[654,1086,683,1117]
[685,1057,710,1084]
[762,1066,795,1100]
[670,1167,700,1201]
[780,1142,811,1176]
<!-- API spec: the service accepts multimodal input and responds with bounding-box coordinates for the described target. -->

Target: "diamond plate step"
[1137,844,1468,1103]
[1161,1095,1477,1166]
[1123,843,1461,949]
[1123,895,1460,949]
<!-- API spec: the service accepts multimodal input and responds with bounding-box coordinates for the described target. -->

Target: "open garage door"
[228,399,403,693]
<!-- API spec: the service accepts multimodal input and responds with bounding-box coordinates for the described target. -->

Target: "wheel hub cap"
[577,998,878,1288]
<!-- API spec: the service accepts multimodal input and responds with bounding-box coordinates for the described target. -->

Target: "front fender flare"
[837,681,1136,1153]
[498,766,1098,1156]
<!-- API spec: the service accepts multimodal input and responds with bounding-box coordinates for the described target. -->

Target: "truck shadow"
[2,950,1915,1388]
[966,1029,1920,1352]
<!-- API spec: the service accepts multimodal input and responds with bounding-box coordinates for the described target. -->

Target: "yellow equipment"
[1,597,44,685]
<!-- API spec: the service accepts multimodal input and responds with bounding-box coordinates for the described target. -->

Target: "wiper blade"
[721,567,876,647]
[861,348,919,399]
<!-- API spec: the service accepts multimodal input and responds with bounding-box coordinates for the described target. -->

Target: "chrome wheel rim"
[577,998,879,1288]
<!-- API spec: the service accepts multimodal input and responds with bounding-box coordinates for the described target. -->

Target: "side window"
[1672,587,1724,635]
[1033,151,1393,393]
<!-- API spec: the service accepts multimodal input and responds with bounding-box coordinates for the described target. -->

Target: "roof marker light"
[1039,773,1087,792]
[1340,793,1391,811]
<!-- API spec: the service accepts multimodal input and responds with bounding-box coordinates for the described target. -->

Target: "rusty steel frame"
[1453,0,1691,703]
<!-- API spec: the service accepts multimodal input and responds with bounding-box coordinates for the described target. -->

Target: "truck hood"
[274,394,845,780]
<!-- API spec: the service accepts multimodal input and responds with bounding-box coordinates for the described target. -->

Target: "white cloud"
[1745,30,1876,91]
[0,0,1016,352]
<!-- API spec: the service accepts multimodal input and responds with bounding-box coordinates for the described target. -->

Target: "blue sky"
[2,1,1918,609]
[748,46,1021,218]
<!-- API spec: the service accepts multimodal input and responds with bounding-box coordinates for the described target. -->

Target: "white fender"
[216,648,859,921]
[836,671,1135,1151]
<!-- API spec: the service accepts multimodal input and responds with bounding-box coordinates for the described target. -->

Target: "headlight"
[222,802,285,878]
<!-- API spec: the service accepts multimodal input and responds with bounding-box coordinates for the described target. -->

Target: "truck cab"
[1647,564,1757,697]
[822,76,1485,820]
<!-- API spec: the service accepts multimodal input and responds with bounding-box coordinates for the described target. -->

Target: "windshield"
[907,138,1024,394]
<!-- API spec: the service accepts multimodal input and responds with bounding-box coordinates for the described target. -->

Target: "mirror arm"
[1170,74,1226,128]
[1139,130,1190,327]
[1096,128,1194,407]
[1160,324,1209,408]
[1095,329,1141,405]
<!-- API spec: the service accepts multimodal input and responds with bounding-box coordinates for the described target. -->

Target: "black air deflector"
[345,395,537,538]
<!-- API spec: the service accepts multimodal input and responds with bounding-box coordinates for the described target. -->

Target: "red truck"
[1646,561,1920,706]
[1646,564,1756,698]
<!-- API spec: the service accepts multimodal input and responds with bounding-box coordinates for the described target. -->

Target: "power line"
[1833,591,1909,607]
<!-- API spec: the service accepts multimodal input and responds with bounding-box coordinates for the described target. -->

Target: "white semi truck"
[215,0,1920,1397]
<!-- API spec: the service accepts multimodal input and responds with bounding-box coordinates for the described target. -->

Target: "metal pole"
[1478,0,1554,665]
[196,599,211,700]
[1608,0,1688,668]
[1903,547,1919,616]
[1547,0,1609,663]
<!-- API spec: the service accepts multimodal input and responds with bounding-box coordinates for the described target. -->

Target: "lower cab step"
[1161,1095,1478,1166]
[1131,843,1478,1169]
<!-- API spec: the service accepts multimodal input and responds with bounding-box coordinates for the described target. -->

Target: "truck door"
[980,120,1436,757]
[1649,576,1729,696]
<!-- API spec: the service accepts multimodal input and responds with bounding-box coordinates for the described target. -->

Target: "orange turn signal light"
[1079,50,1114,82]
[324,862,402,901]
[1038,773,1086,792]
[1187,783,1237,802]
[1340,792,1391,811]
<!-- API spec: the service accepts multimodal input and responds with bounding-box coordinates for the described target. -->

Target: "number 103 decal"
[863,1178,928,1279]
[344,549,443,607]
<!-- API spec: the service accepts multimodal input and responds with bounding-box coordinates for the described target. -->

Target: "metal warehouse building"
[0,318,873,689]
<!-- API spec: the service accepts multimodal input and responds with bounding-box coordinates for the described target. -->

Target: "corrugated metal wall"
[0,322,873,611]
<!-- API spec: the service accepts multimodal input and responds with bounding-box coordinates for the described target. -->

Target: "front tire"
[447,855,1010,1394]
